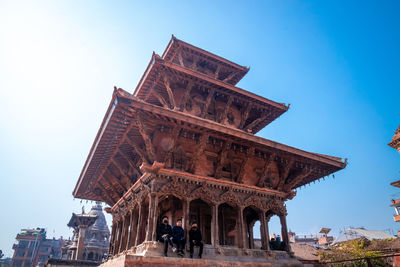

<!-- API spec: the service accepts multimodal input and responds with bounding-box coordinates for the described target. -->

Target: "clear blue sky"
[1,0,399,257]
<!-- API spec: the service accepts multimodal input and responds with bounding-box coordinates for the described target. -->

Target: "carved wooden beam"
[179,81,194,111]
[135,114,156,163]
[221,95,233,124]
[178,51,185,67]
[97,180,118,203]
[276,159,295,191]
[284,169,313,191]
[200,89,215,118]
[104,167,128,192]
[188,133,209,173]
[214,65,221,80]
[163,125,182,165]
[100,175,123,199]
[125,136,149,165]
[190,54,199,69]
[222,71,238,83]
[151,89,170,109]
[117,148,142,179]
[236,147,255,183]
[112,158,135,185]
[239,103,252,129]
[163,76,176,108]
[89,109,137,195]
[243,116,267,132]
[170,44,181,63]
[96,183,117,204]
[215,141,231,179]
[256,153,276,187]
[144,74,163,102]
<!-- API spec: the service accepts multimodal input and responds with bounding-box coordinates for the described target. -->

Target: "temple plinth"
[72,36,346,266]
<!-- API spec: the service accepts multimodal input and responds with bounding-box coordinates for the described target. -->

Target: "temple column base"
[102,242,303,267]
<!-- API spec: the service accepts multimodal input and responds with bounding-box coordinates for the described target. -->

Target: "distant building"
[318,235,334,245]
[10,228,64,267]
[332,227,394,244]
[0,257,12,267]
[294,235,318,245]
[318,227,334,245]
[287,229,333,246]
[61,202,110,262]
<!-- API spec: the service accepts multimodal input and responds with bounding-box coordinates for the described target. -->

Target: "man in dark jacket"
[171,219,185,256]
[157,215,173,257]
[189,221,203,258]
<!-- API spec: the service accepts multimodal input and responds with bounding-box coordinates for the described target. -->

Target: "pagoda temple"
[389,125,400,234]
[72,36,346,266]
[63,202,110,262]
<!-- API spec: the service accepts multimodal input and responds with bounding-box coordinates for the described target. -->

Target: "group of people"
[269,237,286,251]
[156,216,204,258]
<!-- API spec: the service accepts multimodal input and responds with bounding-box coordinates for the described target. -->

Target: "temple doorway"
[243,206,261,249]
[189,199,212,244]
[218,203,238,246]
[157,196,184,228]
[267,212,285,251]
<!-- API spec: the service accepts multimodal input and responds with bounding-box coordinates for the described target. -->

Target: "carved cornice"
[189,182,216,205]
[243,194,264,212]
[219,187,241,207]
[265,199,287,216]
[159,176,189,199]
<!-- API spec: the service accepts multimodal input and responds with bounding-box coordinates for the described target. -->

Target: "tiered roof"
[389,125,400,152]
[73,36,346,206]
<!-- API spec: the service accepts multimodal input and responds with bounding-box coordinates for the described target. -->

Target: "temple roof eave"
[162,35,249,74]
[133,53,289,133]
[119,89,345,168]
[134,53,288,112]
[73,89,119,199]
[67,213,98,228]
[73,88,346,204]
[388,125,400,150]
[391,180,400,188]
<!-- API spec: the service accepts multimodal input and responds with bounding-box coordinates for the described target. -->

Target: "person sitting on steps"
[156,215,173,257]
[189,221,203,259]
[172,218,186,257]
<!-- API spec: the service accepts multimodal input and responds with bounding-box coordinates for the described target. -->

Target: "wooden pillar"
[183,198,190,241]
[118,214,127,253]
[109,221,117,255]
[116,220,123,253]
[151,195,159,241]
[212,204,219,247]
[171,198,176,226]
[129,208,139,247]
[125,211,133,250]
[123,215,130,251]
[145,195,153,241]
[135,203,143,246]
[265,216,270,250]
[238,207,246,249]
[280,214,290,252]
[249,224,254,249]
[112,221,119,255]
[259,212,269,251]
[145,194,159,241]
